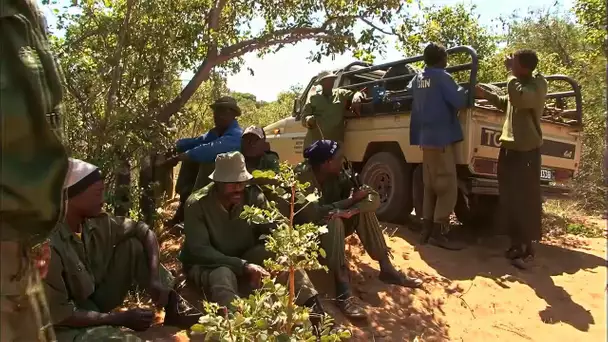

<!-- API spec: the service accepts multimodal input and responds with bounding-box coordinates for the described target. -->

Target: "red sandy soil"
[132,220,607,342]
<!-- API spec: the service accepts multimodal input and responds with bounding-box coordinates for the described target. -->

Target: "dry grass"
[542,199,605,238]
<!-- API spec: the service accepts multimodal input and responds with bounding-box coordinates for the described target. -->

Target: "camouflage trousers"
[422,145,458,224]
[54,238,175,342]
[1,241,56,342]
[322,212,389,271]
[187,244,318,310]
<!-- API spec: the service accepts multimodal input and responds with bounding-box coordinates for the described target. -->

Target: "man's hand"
[149,279,171,308]
[116,308,155,331]
[504,54,513,71]
[244,263,270,289]
[351,188,371,202]
[326,208,360,221]
[305,115,316,129]
[474,85,487,99]
[32,241,51,279]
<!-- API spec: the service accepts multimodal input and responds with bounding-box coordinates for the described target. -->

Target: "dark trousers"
[497,147,542,247]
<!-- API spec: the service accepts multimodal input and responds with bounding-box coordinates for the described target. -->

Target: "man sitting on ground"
[295,140,423,319]
[165,96,243,227]
[180,152,325,318]
[43,159,193,342]
[241,125,280,173]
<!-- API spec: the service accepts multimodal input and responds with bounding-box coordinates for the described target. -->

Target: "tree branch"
[359,17,397,35]
[104,0,135,124]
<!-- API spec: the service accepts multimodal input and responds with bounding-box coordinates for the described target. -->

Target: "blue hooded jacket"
[176,120,243,163]
[408,67,468,147]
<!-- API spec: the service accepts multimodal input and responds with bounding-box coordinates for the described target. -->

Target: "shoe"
[420,219,433,244]
[379,270,423,288]
[336,296,367,319]
[163,290,203,329]
[511,253,534,270]
[428,223,466,250]
[305,295,329,335]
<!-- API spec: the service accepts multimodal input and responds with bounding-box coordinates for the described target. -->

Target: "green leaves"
[194,162,348,339]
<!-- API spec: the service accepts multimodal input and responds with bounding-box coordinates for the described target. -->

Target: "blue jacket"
[176,120,243,163]
[408,67,468,147]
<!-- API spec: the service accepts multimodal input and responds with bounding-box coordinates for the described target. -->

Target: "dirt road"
[137,223,607,341]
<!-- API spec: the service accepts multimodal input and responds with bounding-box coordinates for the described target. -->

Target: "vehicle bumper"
[467,177,572,199]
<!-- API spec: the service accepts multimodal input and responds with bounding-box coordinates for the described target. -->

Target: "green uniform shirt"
[44,213,151,324]
[294,162,380,223]
[484,74,548,151]
[1,0,69,245]
[180,183,270,276]
[245,151,280,173]
[301,88,356,148]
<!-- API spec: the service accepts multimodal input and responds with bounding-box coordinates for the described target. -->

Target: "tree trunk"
[114,158,131,216]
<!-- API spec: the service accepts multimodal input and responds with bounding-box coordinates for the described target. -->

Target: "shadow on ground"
[391,222,606,333]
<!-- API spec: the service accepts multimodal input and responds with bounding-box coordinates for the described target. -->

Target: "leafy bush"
[190,163,351,341]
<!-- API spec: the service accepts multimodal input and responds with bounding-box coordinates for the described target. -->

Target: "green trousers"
[322,212,389,271]
[1,241,56,342]
[187,244,318,310]
[55,238,174,342]
[422,145,458,224]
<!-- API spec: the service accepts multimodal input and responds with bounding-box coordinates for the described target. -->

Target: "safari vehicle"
[263,46,583,228]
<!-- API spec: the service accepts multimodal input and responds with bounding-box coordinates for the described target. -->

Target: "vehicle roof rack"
[337,45,479,107]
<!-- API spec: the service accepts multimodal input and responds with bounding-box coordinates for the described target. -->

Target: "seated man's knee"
[208,266,238,287]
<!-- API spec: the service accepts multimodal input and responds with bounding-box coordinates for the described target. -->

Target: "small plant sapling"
[190,163,351,341]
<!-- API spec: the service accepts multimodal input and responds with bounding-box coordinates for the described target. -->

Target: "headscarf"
[303,140,339,166]
[65,158,102,199]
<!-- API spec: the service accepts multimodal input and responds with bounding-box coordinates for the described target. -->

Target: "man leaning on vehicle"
[476,49,547,269]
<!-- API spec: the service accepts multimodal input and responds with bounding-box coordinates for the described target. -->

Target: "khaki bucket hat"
[210,96,242,116]
[209,151,253,183]
[316,71,338,84]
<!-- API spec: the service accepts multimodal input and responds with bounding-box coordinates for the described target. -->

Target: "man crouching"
[43,158,190,341]
[295,140,423,319]
[179,152,325,319]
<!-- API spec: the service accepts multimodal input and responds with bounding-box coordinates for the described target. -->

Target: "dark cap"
[210,96,241,116]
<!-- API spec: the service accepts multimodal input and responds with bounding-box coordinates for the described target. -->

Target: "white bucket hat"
[208,151,253,183]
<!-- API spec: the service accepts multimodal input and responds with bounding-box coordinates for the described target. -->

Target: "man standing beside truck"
[301,71,365,149]
[409,42,468,251]
[475,49,547,269]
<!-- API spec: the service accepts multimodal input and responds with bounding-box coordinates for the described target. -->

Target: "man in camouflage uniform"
[180,152,325,318]
[1,1,70,340]
[301,72,364,149]
[296,140,423,319]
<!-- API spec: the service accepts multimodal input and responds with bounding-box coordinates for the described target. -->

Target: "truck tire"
[360,152,412,223]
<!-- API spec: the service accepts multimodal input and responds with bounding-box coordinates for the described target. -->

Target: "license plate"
[540,168,554,181]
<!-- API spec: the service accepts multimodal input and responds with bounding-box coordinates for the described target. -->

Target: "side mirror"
[292,98,302,118]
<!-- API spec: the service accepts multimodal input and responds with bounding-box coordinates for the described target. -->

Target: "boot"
[428,223,466,250]
[163,290,203,329]
[304,295,330,334]
[420,219,433,244]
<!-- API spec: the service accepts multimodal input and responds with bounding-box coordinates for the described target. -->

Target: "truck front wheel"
[360,152,413,223]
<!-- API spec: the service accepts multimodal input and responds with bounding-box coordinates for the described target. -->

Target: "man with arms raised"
[476,50,547,269]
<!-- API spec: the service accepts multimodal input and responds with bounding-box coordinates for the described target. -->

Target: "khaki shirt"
[44,213,150,324]
[301,88,357,148]
[294,162,380,223]
[484,74,548,151]
[180,184,270,276]
[1,0,69,244]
